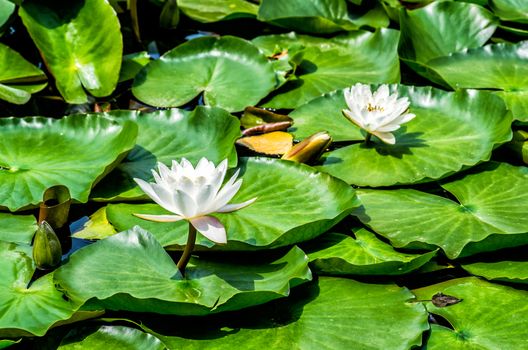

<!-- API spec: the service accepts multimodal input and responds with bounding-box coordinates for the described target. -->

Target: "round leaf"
[90,106,240,201]
[462,261,528,284]
[0,43,47,105]
[257,0,389,34]
[312,86,511,186]
[490,0,528,22]
[178,0,258,22]
[19,0,123,104]
[304,229,436,275]
[0,213,37,244]
[106,157,359,249]
[0,242,82,337]
[132,36,277,112]
[414,277,528,350]
[355,162,528,258]
[253,29,400,109]
[145,277,429,350]
[0,115,137,211]
[54,226,312,316]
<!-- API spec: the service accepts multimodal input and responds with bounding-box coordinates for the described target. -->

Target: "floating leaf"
[178,0,258,22]
[310,86,511,186]
[58,325,165,350]
[0,115,137,211]
[0,0,15,34]
[0,241,82,337]
[462,261,528,284]
[490,0,528,22]
[253,29,400,109]
[426,41,528,121]
[0,43,47,105]
[54,227,311,316]
[305,229,436,275]
[144,277,429,349]
[133,36,277,112]
[105,157,359,249]
[91,107,240,201]
[0,213,37,244]
[356,162,528,258]
[19,0,123,104]
[236,132,293,155]
[414,277,528,349]
[258,0,389,34]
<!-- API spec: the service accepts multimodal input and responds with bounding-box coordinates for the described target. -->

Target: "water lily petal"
[372,131,396,145]
[190,216,227,244]
[212,175,243,211]
[134,178,162,204]
[173,189,198,218]
[217,197,257,213]
[133,213,184,222]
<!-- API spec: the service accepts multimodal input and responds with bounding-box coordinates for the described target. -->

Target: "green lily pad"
[399,1,497,64]
[304,229,436,275]
[19,0,123,104]
[71,207,117,240]
[313,86,511,186]
[355,162,528,259]
[414,277,528,350]
[132,36,277,112]
[252,29,400,109]
[178,0,258,22]
[0,241,82,337]
[462,261,528,284]
[90,106,240,201]
[426,41,528,121]
[257,0,389,34]
[144,277,429,349]
[58,325,165,350]
[0,115,137,211]
[54,226,312,316]
[399,1,497,86]
[0,43,47,105]
[0,340,19,349]
[105,157,359,249]
[0,213,37,244]
[490,0,528,23]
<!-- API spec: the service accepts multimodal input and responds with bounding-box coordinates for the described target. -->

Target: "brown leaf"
[237,131,293,155]
[431,292,463,307]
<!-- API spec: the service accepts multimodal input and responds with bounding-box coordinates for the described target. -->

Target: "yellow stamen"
[367,103,384,112]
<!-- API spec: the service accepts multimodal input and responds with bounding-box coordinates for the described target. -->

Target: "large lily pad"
[252,29,400,109]
[178,0,258,22]
[304,229,436,275]
[144,277,429,350]
[414,277,528,349]
[19,0,123,104]
[311,86,511,186]
[355,162,528,259]
[257,0,389,34]
[0,213,37,244]
[462,261,528,284]
[105,157,359,249]
[54,226,312,316]
[132,36,277,112]
[0,0,15,33]
[399,1,497,85]
[90,106,240,201]
[426,41,528,121]
[0,241,82,337]
[490,0,528,22]
[0,43,47,105]
[0,115,137,211]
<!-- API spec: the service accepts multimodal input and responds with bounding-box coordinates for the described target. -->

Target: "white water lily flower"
[133,158,256,244]
[342,83,415,145]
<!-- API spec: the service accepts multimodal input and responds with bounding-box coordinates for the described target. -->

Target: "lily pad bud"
[33,221,62,270]
[282,131,332,164]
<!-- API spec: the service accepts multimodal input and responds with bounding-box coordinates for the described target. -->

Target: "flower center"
[367,103,384,112]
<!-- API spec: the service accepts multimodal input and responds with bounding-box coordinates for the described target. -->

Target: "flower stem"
[177,222,197,276]
[365,133,372,145]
